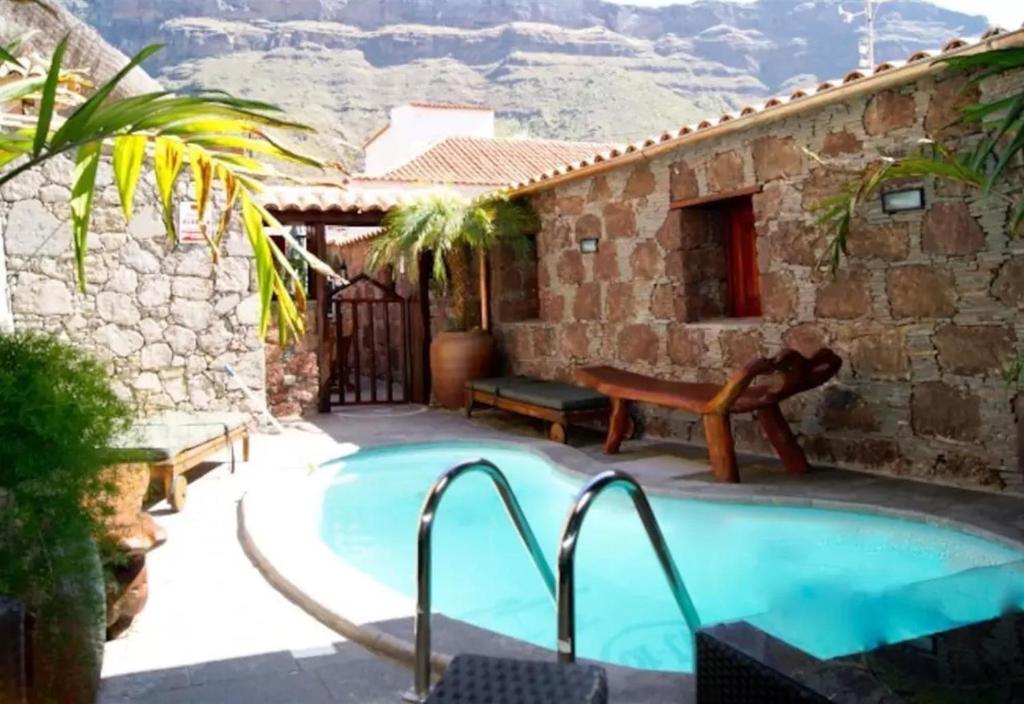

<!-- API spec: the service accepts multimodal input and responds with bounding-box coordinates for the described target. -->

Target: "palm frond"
[813,146,988,274]
[0,39,332,340]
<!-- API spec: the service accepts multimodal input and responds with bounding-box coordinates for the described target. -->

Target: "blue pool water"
[319,442,1024,673]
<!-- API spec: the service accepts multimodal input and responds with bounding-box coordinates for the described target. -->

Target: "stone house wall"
[492,63,1024,492]
[2,155,266,414]
[266,306,321,417]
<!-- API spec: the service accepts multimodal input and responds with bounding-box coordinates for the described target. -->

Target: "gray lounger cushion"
[468,376,608,412]
[108,411,248,462]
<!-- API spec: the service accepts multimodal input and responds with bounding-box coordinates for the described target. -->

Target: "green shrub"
[0,332,134,609]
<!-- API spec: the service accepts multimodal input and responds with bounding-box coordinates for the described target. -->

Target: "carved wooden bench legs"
[604,398,630,454]
[601,400,807,483]
[604,400,739,482]
[756,403,809,475]
[703,414,740,483]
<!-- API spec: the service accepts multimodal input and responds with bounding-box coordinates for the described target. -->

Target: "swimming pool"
[319,441,1024,673]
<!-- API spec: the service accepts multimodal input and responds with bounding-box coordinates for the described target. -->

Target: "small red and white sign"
[177,202,216,244]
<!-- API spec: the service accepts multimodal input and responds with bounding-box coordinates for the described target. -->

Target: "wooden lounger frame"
[148,424,250,512]
[576,348,842,483]
[465,388,611,443]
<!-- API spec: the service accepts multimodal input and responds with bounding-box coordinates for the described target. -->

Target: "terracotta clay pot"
[95,463,166,639]
[430,330,495,409]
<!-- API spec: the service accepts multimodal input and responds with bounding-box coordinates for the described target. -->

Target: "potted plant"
[368,191,538,408]
[0,332,135,703]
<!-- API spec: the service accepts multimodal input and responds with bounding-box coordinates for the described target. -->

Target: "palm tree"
[367,191,538,331]
[367,190,537,408]
[0,0,335,342]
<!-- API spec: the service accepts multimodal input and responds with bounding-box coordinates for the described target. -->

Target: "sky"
[612,0,1023,30]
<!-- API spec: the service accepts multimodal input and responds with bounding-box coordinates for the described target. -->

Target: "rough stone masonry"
[491,60,1024,492]
[1,155,265,414]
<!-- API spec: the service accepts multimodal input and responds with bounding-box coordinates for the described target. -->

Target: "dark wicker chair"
[425,654,608,704]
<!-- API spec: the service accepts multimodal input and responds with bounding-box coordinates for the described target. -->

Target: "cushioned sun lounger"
[109,412,250,512]
[465,376,612,443]
[576,348,842,483]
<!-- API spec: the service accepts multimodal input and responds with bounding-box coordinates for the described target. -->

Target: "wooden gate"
[326,274,415,406]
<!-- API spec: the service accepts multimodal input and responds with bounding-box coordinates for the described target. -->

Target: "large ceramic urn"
[430,329,495,409]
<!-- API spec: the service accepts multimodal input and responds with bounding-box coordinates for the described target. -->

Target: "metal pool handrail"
[556,470,702,663]
[412,458,556,701]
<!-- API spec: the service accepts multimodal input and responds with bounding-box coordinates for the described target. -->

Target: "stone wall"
[492,65,1024,491]
[2,156,266,414]
[266,307,321,417]
[0,228,11,333]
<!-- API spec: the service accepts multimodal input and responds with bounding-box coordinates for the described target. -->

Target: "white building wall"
[363,104,494,176]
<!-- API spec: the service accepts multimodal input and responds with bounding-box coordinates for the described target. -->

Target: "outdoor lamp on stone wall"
[881,187,925,214]
[580,238,599,254]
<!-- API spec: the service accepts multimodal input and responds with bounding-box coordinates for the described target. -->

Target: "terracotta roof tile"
[511,26,1024,193]
[261,185,444,214]
[406,101,492,111]
[367,136,618,186]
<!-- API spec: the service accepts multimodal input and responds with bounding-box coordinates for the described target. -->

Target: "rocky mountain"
[63,0,991,167]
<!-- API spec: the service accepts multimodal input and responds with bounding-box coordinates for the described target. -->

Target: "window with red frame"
[671,193,761,320]
[722,196,761,318]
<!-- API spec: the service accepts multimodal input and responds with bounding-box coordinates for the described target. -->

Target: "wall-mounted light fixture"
[881,187,925,214]
[580,238,599,254]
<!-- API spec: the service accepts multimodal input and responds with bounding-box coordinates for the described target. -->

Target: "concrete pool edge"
[239,433,1024,694]
[237,487,452,678]
[238,474,695,703]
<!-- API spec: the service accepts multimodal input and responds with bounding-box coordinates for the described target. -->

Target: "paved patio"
[99,426,412,704]
[100,405,1024,703]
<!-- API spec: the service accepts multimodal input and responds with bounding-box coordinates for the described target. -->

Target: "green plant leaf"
[187,144,214,223]
[70,142,102,291]
[153,136,184,240]
[49,43,163,151]
[241,193,275,338]
[0,43,22,68]
[0,74,47,105]
[112,134,147,221]
[31,35,67,158]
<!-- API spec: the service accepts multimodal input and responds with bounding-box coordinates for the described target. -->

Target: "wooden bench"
[465,376,613,443]
[110,412,251,512]
[576,348,842,483]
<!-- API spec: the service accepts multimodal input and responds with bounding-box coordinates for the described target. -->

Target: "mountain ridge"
[63,0,993,166]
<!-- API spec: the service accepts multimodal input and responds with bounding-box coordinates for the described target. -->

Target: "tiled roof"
[326,227,383,246]
[363,123,391,148]
[406,101,492,111]
[510,25,1024,193]
[369,136,619,186]
[261,185,439,214]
